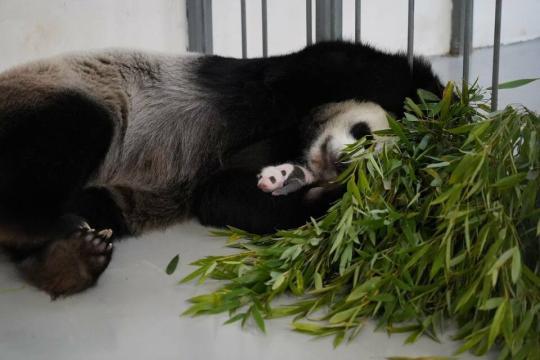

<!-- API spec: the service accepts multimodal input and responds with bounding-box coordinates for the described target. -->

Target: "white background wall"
[1,0,539,71]
[214,0,540,58]
[473,0,540,48]
[0,0,188,71]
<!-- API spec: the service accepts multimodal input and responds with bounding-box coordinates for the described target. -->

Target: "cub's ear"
[281,170,286,176]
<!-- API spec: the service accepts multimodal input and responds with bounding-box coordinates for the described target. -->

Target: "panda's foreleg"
[193,167,344,235]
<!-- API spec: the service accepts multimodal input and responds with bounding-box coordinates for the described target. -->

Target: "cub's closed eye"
[269,176,276,184]
[350,122,371,140]
[256,174,262,179]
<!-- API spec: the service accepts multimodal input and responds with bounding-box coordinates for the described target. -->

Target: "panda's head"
[256,164,292,192]
[305,100,389,180]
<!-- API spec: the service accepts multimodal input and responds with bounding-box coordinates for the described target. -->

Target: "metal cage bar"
[262,0,268,57]
[450,0,465,55]
[241,0,247,58]
[316,0,342,42]
[187,0,508,109]
[355,0,361,42]
[407,0,415,71]
[491,0,503,111]
[306,0,313,45]
[462,0,474,85]
[186,0,213,54]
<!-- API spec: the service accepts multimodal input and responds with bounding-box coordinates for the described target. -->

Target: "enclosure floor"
[3,39,538,360]
[1,221,495,360]
[430,38,540,111]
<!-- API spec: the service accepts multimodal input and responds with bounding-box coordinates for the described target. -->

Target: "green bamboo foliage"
[179,82,540,359]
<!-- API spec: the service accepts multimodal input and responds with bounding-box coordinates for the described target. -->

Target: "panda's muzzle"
[308,135,340,181]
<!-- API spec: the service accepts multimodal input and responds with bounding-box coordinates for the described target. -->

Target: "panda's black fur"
[0,41,443,296]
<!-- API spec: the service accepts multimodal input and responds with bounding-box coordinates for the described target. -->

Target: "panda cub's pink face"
[257,164,293,192]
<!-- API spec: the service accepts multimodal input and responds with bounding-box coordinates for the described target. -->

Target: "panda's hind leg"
[0,87,116,296]
[12,216,114,298]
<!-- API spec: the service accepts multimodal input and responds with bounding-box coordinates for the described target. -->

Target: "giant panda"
[0,41,443,297]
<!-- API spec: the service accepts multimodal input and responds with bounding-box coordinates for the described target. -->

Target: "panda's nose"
[257,181,270,191]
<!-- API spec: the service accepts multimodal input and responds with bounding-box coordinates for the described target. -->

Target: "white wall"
[0,0,539,71]
[342,0,452,55]
[0,0,188,71]
[212,0,540,58]
[473,0,540,48]
[213,0,453,58]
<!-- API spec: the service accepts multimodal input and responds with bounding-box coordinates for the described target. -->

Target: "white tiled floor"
[2,40,539,360]
[430,38,540,111]
[0,222,497,360]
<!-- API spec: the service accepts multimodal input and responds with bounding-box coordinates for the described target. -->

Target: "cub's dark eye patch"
[256,174,262,179]
[281,170,286,176]
[350,122,371,140]
[269,176,276,184]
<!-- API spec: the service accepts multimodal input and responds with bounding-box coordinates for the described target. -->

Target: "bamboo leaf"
[511,247,522,283]
[165,254,180,275]
[346,276,381,302]
[329,307,358,324]
[479,297,504,311]
[179,266,207,284]
[491,173,527,189]
[488,299,507,349]
[333,331,345,348]
[251,306,266,333]
[387,116,411,147]
[178,83,540,359]
[488,78,539,90]
[223,313,246,325]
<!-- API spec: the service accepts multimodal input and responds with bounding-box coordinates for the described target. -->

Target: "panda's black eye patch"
[281,170,286,176]
[257,174,262,179]
[269,176,276,184]
[350,122,371,140]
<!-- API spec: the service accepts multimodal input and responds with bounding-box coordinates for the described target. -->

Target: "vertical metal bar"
[186,0,213,54]
[355,0,361,42]
[491,0,502,111]
[202,0,213,54]
[330,0,336,39]
[407,0,415,71]
[450,0,465,55]
[262,0,268,57]
[316,0,342,42]
[241,0,247,58]
[462,0,474,85]
[306,0,313,45]
[332,0,342,40]
[316,0,330,42]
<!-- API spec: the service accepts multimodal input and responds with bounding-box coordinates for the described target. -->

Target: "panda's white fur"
[306,100,389,180]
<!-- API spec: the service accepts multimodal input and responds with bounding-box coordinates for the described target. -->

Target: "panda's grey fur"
[1,51,225,233]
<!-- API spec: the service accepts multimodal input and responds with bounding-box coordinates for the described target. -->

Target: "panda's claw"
[97,229,113,240]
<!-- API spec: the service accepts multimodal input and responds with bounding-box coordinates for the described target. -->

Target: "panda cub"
[257,100,390,196]
[257,164,315,196]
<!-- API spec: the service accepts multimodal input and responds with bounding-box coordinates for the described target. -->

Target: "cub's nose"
[257,181,271,192]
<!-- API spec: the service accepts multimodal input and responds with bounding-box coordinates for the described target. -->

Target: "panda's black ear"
[281,170,286,176]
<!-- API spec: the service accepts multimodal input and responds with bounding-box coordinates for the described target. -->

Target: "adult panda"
[0,41,443,297]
